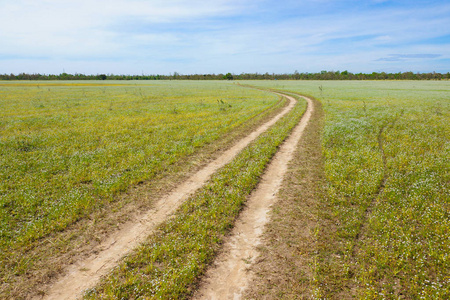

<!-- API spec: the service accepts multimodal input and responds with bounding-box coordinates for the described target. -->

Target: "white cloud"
[0,0,449,74]
[0,0,248,55]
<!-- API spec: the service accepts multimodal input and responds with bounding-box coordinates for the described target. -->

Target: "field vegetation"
[244,80,450,299]
[2,79,448,299]
[0,81,281,297]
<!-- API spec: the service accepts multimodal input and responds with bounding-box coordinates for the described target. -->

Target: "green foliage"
[224,73,234,80]
[2,71,449,81]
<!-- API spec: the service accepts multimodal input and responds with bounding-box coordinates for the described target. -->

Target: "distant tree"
[224,73,233,80]
[1,71,447,81]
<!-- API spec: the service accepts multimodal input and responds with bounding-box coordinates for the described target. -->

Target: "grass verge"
[83,93,307,299]
[244,94,324,299]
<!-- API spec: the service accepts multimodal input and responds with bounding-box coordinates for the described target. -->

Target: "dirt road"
[40,91,298,300]
[193,93,313,300]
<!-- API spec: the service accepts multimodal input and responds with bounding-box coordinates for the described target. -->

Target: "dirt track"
[40,91,298,300]
[193,93,313,300]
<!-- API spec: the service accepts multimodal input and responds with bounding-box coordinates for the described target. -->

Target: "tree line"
[1,71,449,81]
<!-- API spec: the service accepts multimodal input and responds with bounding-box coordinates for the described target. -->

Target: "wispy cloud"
[376,54,442,62]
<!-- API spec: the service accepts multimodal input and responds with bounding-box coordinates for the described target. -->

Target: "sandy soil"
[39,92,296,300]
[193,94,313,300]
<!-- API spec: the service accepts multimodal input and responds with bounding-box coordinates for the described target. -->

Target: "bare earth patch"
[244,95,325,299]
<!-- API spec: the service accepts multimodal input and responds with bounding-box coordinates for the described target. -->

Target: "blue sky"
[0,0,449,75]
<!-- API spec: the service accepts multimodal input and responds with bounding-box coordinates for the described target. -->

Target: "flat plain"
[1,80,448,299]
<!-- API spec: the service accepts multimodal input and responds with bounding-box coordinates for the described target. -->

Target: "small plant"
[217,99,232,111]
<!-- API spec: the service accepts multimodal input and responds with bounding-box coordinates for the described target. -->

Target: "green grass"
[0,81,280,289]
[83,93,307,299]
[242,80,450,299]
[3,80,448,298]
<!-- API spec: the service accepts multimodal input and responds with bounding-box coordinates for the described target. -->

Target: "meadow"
[0,81,281,297]
[1,79,448,299]
[245,80,450,299]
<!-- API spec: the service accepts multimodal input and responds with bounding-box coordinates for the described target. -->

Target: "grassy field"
[2,80,448,299]
[0,81,281,297]
[243,80,450,299]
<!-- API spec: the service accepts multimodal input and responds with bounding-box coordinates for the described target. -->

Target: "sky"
[1,0,449,75]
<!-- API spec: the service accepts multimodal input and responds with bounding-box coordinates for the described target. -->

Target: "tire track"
[39,91,297,300]
[193,93,313,300]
